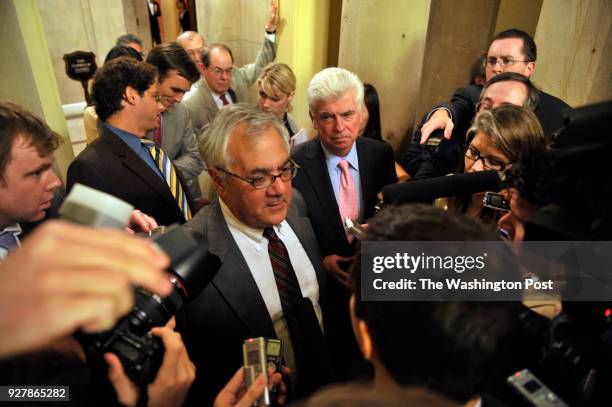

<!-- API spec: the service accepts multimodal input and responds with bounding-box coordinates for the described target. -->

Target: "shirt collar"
[104,122,144,150]
[219,198,287,249]
[321,140,359,172]
[1,223,22,236]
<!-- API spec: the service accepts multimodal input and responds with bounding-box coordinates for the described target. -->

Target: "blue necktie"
[141,140,191,220]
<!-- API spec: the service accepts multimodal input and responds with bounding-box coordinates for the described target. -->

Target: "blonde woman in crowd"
[256,62,308,146]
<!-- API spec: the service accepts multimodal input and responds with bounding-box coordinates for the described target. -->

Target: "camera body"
[81,225,221,386]
[483,191,509,212]
[91,291,165,384]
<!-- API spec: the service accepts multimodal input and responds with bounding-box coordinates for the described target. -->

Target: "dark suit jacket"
[291,137,397,258]
[402,84,570,179]
[148,0,161,43]
[179,200,329,405]
[66,124,189,226]
[290,137,396,380]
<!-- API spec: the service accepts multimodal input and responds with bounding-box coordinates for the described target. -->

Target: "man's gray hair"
[176,31,204,45]
[199,103,289,173]
[307,67,364,113]
[116,34,143,48]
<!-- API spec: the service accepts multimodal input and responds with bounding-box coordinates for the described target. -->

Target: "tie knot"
[220,93,230,106]
[141,139,155,148]
[338,159,350,172]
[263,227,278,241]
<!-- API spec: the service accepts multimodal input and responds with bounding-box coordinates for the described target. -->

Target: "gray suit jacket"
[179,199,328,405]
[184,37,276,135]
[148,103,204,198]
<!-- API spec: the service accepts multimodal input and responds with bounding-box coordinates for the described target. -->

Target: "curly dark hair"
[503,149,556,208]
[91,57,157,122]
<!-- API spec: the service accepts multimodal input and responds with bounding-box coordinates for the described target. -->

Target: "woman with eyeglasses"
[449,104,546,223]
[256,63,308,147]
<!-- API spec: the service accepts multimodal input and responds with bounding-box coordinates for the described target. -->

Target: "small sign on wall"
[63,51,97,104]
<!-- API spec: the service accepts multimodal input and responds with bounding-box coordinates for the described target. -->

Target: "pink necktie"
[338,159,358,242]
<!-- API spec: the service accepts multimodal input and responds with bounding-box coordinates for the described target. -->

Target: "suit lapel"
[228,88,238,103]
[302,140,347,242]
[206,202,276,337]
[101,126,184,217]
[201,79,220,114]
[356,138,372,221]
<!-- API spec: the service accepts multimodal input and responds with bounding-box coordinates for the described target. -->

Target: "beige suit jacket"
[184,37,276,136]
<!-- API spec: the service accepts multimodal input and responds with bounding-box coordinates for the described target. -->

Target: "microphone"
[59,183,133,229]
[383,170,502,205]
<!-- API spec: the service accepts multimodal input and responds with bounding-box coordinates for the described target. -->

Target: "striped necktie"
[264,227,303,373]
[141,139,191,220]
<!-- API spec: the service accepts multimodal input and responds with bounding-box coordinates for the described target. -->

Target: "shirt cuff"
[264,31,276,42]
[426,107,453,122]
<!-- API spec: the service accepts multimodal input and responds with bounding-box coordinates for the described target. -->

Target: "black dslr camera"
[80,225,220,385]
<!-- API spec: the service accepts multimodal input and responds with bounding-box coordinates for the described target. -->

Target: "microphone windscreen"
[59,183,134,229]
[383,170,502,205]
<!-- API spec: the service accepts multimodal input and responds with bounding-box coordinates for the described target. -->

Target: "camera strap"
[136,384,148,407]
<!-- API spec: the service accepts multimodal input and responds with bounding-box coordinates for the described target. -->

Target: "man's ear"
[208,168,226,198]
[309,110,319,133]
[350,295,374,361]
[524,61,536,77]
[123,86,139,106]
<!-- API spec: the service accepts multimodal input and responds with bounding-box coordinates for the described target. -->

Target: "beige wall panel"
[194,0,269,67]
[276,0,331,137]
[192,0,331,134]
[122,0,153,52]
[494,0,543,37]
[0,1,44,116]
[88,0,126,55]
[338,0,431,149]
[2,0,75,185]
[586,25,612,104]
[38,0,126,105]
[37,0,91,105]
[193,0,273,101]
[416,0,499,126]
[533,0,612,106]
